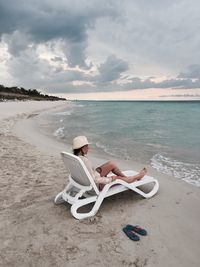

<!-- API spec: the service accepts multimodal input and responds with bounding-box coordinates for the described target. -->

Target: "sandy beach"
[0,101,200,267]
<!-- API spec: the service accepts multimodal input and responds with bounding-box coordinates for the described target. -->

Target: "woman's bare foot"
[137,167,147,180]
[109,168,147,184]
[141,167,147,175]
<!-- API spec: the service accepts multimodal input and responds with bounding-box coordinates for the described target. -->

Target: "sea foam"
[151,153,200,187]
[55,111,72,116]
[53,127,65,138]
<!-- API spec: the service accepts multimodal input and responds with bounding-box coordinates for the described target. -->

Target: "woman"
[72,136,147,189]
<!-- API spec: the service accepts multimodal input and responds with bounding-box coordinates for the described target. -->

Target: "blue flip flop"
[125,224,147,236]
[122,227,140,241]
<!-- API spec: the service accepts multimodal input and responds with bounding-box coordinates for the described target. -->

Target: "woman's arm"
[80,156,112,184]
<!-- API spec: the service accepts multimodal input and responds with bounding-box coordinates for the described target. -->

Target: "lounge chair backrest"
[61,152,99,194]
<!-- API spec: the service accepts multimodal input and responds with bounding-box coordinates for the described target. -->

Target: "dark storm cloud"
[0,0,119,68]
[93,55,129,84]
[0,0,118,41]
[0,0,200,94]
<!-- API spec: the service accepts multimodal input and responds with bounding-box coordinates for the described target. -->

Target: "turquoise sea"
[38,100,200,187]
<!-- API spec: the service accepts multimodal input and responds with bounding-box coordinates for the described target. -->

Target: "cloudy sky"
[1,0,200,99]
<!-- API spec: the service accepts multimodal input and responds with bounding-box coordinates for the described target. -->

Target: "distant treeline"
[0,84,66,101]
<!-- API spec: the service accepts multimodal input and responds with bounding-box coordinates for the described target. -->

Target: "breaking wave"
[151,153,200,187]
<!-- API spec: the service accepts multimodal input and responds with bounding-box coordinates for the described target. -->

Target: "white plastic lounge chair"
[55,152,159,220]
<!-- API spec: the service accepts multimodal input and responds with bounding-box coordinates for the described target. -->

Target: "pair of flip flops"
[122,224,147,241]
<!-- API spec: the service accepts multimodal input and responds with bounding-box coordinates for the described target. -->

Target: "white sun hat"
[72,136,91,149]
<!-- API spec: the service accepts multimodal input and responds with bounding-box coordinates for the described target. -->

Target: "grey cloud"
[7,45,200,93]
[2,31,31,56]
[0,0,120,68]
[178,64,200,79]
[63,40,90,68]
[124,77,200,90]
[91,0,200,77]
[51,56,64,62]
[94,76,200,93]
[7,47,88,90]
[94,55,129,83]
[0,1,118,40]
[1,0,200,94]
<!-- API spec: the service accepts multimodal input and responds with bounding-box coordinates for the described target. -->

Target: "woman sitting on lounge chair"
[72,136,147,189]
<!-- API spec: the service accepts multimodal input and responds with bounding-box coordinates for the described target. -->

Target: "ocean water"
[38,100,200,187]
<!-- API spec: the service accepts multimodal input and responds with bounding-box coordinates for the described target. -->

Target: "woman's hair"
[73,147,83,156]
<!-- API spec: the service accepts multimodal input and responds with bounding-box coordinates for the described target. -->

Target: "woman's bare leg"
[112,168,147,183]
[97,161,147,182]
[96,161,126,177]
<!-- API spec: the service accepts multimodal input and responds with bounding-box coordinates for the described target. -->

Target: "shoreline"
[13,102,149,171]
[0,101,200,266]
[20,100,200,188]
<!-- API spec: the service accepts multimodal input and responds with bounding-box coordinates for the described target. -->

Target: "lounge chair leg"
[70,184,115,219]
[71,196,104,220]
[54,192,65,204]
[130,180,159,198]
